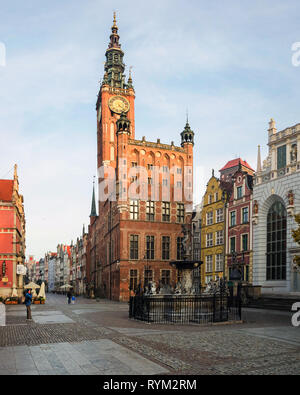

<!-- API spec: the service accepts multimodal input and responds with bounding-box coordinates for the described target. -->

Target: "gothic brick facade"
[88,15,194,301]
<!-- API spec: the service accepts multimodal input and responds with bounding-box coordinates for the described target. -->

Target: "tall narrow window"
[205,255,213,273]
[177,237,183,260]
[162,202,170,222]
[267,201,287,280]
[207,211,213,225]
[177,203,184,223]
[215,254,223,272]
[242,207,249,223]
[146,236,155,260]
[130,200,139,220]
[144,269,153,288]
[230,211,236,226]
[216,230,224,245]
[216,208,224,223]
[230,237,236,253]
[129,269,138,291]
[277,145,286,170]
[146,201,155,221]
[162,236,170,260]
[161,270,170,285]
[237,186,243,199]
[242,234,248,251]
[206,233,213,247]
[130,235,139,260]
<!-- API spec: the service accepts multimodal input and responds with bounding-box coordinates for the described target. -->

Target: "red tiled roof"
[0,180,14,202]
[219,158,254,172]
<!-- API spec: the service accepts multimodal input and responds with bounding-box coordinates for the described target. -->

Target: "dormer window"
[237,186,243,199]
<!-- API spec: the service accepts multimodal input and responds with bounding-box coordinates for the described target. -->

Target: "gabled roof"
[219,158,254,172]
[0,180,14,202]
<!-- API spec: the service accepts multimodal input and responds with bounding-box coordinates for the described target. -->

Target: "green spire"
[103,12,127,89]
[90,178,97,217]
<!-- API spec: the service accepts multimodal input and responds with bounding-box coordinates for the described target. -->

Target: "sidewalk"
[0,293,298,375]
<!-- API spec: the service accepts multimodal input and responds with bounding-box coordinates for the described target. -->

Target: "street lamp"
[143,251,152,293]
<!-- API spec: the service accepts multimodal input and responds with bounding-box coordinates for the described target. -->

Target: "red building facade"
[225,163,254,283]
[89,15,194,301]
[0,165,26,299]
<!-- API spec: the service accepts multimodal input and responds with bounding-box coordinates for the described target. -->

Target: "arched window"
[266,201,287,280]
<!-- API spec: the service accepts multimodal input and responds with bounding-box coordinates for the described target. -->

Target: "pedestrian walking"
[67,290,72,304]
[25,289,32,320]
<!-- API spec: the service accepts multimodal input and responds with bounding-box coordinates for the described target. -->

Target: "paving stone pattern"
[0,294,299,375]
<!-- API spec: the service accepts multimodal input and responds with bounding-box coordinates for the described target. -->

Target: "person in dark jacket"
[67,290,72,304]
[25,289,32,320]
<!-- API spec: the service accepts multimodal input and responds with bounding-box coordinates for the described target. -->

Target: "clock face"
[108,95,130,114]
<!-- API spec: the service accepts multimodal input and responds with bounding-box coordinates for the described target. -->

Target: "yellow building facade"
[201,175,228,287]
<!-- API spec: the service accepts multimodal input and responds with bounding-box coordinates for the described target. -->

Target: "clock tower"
[96,13,135,170]
[90,13,195,301]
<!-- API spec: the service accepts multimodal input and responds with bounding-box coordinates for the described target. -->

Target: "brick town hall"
[88,14,194,301]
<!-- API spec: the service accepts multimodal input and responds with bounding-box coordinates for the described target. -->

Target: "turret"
[268,118,277,139]
[116,112,130,134]
[181,120,194,147]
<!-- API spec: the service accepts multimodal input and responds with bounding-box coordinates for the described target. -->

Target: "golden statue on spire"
[112,11,117,28]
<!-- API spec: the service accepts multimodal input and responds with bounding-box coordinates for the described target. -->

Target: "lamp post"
[109,200,112,300]
[143,251,152,293]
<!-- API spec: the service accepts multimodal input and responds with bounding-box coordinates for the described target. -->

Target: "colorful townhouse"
[0,165,26,299]
[226,163,254,283]
[200,172,232,286]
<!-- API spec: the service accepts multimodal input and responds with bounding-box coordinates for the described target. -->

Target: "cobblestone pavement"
[0,294,299,375]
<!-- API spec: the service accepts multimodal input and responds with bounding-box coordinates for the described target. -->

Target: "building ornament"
[291,144,297,164]
[287,190,295,217]
[252,200,259,225]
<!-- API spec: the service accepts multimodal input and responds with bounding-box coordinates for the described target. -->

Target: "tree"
[292,214,300,266]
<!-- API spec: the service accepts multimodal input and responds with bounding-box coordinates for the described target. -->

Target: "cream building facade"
[253,119,300,294]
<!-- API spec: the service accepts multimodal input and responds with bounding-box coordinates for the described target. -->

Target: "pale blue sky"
[0,0,300,258]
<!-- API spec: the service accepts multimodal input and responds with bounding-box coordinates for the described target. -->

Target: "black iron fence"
[129,293,242,324]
